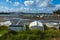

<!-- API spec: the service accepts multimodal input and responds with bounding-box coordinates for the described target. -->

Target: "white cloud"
[54,4,60,10]
[39,1,47,7]
[24,1,34,6]
[6,0,9,2]
[0,6,9,12]
[13,2,20,6]
[0,0,55,13]
[37,0,54,7]
[25,0,54,7]
[0,5,54,13]
[0,6,54,13]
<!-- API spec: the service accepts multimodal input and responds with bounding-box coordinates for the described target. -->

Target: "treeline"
[0,9,60,15]
[53,10,60,14]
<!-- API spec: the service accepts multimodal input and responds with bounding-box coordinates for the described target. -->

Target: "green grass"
[0,25,60,40]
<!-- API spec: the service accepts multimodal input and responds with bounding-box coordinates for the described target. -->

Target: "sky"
[0,0,60,13]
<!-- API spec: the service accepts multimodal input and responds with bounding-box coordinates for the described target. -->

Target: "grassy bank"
[0,25,60,40]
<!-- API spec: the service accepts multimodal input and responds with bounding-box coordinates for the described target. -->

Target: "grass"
[0,25,60,40]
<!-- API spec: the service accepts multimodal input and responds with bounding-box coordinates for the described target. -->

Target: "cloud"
[0,6,9,12]
[0,5,16,12]
[24,0,54,7]
[16,7,53,13]
[24,1,34,6]
[54,4,60,10]
[0,0,55,13]
[6,0,9,2]
[39,1,47,7]
[13,2,20,6]
[0,6,54,13]
[6,0,12,4]
[39,0,54,7]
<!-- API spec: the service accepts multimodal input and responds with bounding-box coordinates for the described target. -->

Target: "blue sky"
[0,0,60,13]
[53,0,60,5]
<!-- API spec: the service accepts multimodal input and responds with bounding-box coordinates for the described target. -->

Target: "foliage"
[44,25,47,30]
[0,25,9,40]
[0,25,60,40]
[53,10,60,14]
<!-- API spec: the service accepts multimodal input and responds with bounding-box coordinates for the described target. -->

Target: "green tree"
[53,10,60,14]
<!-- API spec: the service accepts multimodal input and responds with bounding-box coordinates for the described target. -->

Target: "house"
[29,21,44,30]
[9,25,26,31]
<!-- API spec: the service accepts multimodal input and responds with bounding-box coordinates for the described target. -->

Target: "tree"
[53,10,60,14]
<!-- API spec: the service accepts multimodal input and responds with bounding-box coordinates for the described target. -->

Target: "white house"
[29,21,44,30]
